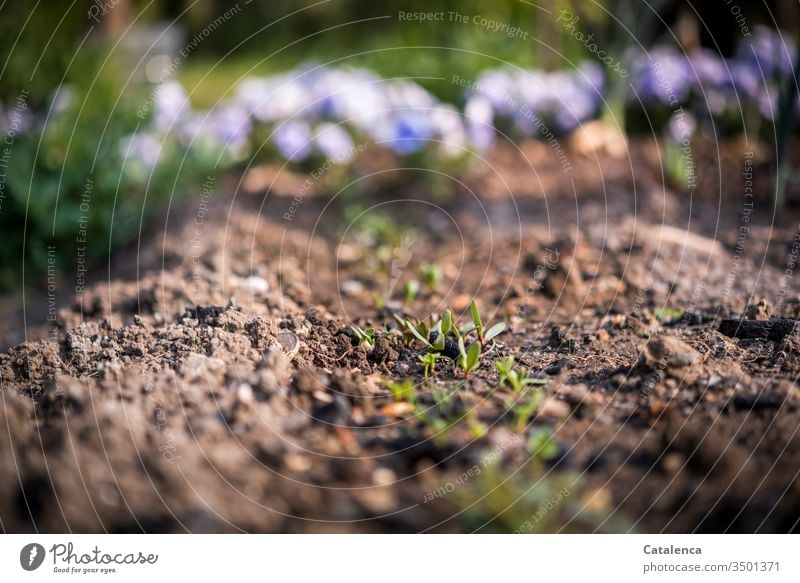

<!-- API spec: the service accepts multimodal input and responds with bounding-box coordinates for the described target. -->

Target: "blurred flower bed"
[0,26,796,288]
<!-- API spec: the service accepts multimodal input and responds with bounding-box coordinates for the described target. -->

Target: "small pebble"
[243,276,269,295]
[538,397,571,419]
[340,279,364,296]
[275,331,300,358]
[372,467,397,486]
[641,335,699,370]
[236,383,254,404]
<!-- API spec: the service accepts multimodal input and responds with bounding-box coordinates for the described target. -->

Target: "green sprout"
[495,356,515,385]
[404,279,420,305]
[431,385,456,412]
[396,304,507,380]
[512,390,545,433]
[428,308,455,351]
[413,385,461,444]
[394,314,431,347]
[467,411,488,439]
[456,336,481,378]
[419,352,442,378]
[526,427,560,462]
[419,263,442,291]
[468,300,506,348]
[394,309,452,351]
[440,308,454,336]
[350,325,377,347]
[495,356,547,392]
[654,307,684,322]
[385,378,415,402]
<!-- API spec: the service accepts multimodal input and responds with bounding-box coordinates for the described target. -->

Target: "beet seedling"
[395,305,503,379]
[394,310,452,352]
[440,308,454,336]
[467,410,488,439]
[526,427,560,462]
[495,356,547,392]
[512,390,544,432]
[495,356,515,385]
[428,308,455,352]
[419,352,442,378]
[456,336,481,378]
[419,263,442,291]
[350,325,377,347]
[385,378,415,402]
[468,300,506,348]
[404,280,420,305]
[394,314,431,347]
[654,307,684,322]
[412,385,461,444]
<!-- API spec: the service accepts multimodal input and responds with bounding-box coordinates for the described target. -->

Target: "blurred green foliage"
[0,49,219,288]
[181,0,581,107]
[0,0,86,107]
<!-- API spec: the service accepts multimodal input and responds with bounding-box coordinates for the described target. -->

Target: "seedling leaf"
[466,341,480,371]
[432,332,445,351]
[457,336,467,369]
[405,320,429,346]
[470,300,483,333]
[441,309,453,336]
[459,321,475,335]
[385,378,415,402]
[526,426,559,461]
[485,322,506,342]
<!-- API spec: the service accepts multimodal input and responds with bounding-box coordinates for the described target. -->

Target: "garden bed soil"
[2,136,800,532]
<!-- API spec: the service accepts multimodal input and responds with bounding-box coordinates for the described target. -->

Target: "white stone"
[243,275,269,295]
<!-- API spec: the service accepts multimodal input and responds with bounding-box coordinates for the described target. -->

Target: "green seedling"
[412,385,462,445]
[428,310,453,351]
[467,411,488,439]
[394,310,452,351]
[495,356,515,385]
[348,210,410,249]
[495,356,547,392]
[456,336,481,378]
[654,307,684,322]
[419,263,442,291]
[419,352,442,378]
[440,308,454,336]
[394,314,431,347]
[526,427,560,462]
[372,292,385,310]
[423,308,454,352]
[350,325,377,347]
[431,384,462,415]
[404,279,420,305]
[512,390,544,433]
[396,305,506,380]
[385,378,415,402]
[469,300,507,347]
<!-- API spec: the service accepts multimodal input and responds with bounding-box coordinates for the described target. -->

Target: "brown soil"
[2,135,800,533]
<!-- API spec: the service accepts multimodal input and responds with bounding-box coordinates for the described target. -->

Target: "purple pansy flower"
[465,94,495,150]
[313,122,355,163]
[274,120,311,161]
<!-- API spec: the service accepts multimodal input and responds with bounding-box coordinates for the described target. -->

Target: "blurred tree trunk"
[102,0,131,37]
